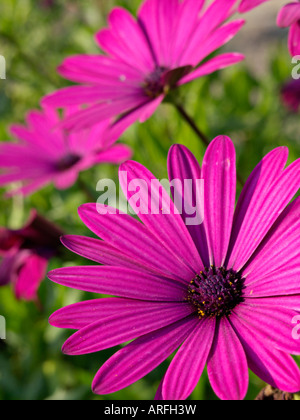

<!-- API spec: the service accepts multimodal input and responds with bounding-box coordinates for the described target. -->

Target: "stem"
[174,103,245,187]
[175,103,210,147]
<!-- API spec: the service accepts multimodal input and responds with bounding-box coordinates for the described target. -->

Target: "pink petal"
[92,316,198,395]
[43,94,149,131]
[289,21,300,57]
[54,169,78,190]
[180,0,238,66]
[119,160,204,274]
[138,95,164,123]
[10,124,61,156]
[26,110,65,152]
[277,3,300,28]
[44,85,138,107]
[202,136,236,267]
[170,0,206,67]
[226,147,290,271]
[180,53,245,85]
[181,14,245,66]
[207,317,248,400]
[48,266,187,302]
[244,296,300,311]
[230,313,300,393]
[138,0,169,66]
[49,298,193,330]
[61,235,165,275]
[239,0,271,13]
[154,375,165,400]
[162,317,216,400]
[97,7,154,73]
[58,55,142,85]
[243,197,300,287]
[107,95,164,142]
[14,253,48,301]
[244,266,300,298]
[168,144,209,266]
[78,204,194,283]
[233,301,300,355]
[62,302,194,355]
[94,144,132,164]
[200,0,238,30]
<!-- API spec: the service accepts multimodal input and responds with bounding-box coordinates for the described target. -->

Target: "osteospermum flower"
[43,0,245,132]
[277,1,300,56]
[49,136,300,400]
[0,105,132,195]
[0,210,62,301]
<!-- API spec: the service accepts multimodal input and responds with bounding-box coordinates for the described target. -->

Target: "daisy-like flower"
[0,210,62,302]
[43,0,245,132]
[0,105,132,196]
[238,0,270,13]
[49,136,300,400]
[277,1,300,56]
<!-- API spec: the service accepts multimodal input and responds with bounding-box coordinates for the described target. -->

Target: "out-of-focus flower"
[43,0,245,132]
[281,78,300,112]
[0,105,132,196]
[40,0,55,9]
[277,2,300,56]
[0,210,63,301]
[49,136,300,400]
[238,0,270,13]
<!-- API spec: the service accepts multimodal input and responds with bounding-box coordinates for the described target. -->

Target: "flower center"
[143,65,194,99]
[187,266,245,319]
[56,154,81,171]
[143,66,169,98]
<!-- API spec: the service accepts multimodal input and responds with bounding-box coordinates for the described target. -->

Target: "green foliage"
[0,0,299,401]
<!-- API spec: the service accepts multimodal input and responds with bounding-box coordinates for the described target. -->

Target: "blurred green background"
[0,0,299,400]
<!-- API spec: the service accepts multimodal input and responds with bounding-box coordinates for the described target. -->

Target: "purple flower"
[277,2,300,56]
[0,105,132,196]
[49,136,300,400]
[281,78,300,112]
[0,210,63,301]
[43,0,245,132]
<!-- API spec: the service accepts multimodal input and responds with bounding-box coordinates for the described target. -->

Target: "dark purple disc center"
[187,266,245,319]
